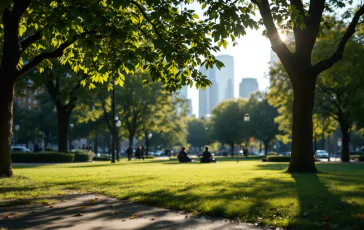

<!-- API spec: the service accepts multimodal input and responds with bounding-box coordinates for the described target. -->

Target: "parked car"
[10,146,32,152]
[315,150,329,159]
[279,152,291,156]
[154,150,164,156]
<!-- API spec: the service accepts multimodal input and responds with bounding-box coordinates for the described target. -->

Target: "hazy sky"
[186,3,272,116]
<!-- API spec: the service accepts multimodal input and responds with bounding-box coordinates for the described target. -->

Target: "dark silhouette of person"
[243,148,249,158]
[127,145,133,161]
[136,145,142,160]
[200,146,216,163]
[141,146,145,160]
[178,147,192,163]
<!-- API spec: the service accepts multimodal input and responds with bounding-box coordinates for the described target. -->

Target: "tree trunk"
[0,80,15,177]
[129,135,134,147]
[145,132,149,156]
[341,126,350,162]
[230,143,234,156]
[57,108,71,153]
[288,76,317,173]
[264,141,269,155]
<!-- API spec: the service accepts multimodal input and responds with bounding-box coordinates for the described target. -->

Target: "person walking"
[141,145,145,160]
[136,145,141,160]
[200,146,216,163]
[127,145,133,161]
[243,148,249,159]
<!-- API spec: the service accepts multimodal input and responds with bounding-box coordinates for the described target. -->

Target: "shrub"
[45,147,56,151]
[269,152,278,155]
[350,152,364,156]
[266,155,290,162]
[93,156,111,161]
[359,156,364,162]
[72,150,94,162]
[12,152,75,163]
[145,155,155,159]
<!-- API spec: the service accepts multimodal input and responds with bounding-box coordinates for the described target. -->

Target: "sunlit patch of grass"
[0,159,363,229]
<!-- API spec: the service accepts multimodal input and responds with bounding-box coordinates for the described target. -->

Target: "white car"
[315,150,329,159]
[10,146,32,152]
[154,150,164,156]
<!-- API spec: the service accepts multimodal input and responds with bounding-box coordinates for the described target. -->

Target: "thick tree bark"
[264,141,269,155]
[230,143,234,156]
[145,132,149,156]
[56,108,71,153]
[0,79,15,177]
[288,75,317,173]
[340,125,350,162]
[128,135,134,147]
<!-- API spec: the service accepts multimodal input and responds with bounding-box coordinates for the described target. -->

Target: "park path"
[0,193,279,230]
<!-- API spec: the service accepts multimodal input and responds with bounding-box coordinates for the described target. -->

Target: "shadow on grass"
[0,194,238,230]
[3,162,364,229]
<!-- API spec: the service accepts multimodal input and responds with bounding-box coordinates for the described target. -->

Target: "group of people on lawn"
[178,146,216,163]
[125,145,216,163]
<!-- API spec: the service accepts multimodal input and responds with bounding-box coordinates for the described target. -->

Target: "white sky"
[186,3,272,116]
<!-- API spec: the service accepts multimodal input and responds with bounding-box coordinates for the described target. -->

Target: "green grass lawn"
[1,158,363,229]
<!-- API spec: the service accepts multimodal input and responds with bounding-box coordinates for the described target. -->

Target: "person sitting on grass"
[178,147,192,163]
[200,146,216,163]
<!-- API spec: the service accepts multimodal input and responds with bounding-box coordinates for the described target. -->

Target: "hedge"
[350,152,364,156]
[72,150,94,162]
[350,155,364,161]
[12,152,75,163]
[266,155,290,162]
[93,156,111,161]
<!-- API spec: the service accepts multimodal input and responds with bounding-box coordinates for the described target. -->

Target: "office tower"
[239,78,259,99]
[198,66,220,117]
[215,55,234,101]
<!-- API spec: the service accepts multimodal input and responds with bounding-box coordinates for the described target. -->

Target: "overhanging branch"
[17,31,92,78]
[313,4,364,75]
[253,0,293,68]
[20,28,44,54]
[130,0,163,40]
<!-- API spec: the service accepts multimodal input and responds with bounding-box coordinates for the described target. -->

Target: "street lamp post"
[205,127,209,145]
[14,125,20,146]
[115,117,121,161]
[69,124,74,151]
[111,80,116,163]
[244,113,250,153]
[146,132,152,156]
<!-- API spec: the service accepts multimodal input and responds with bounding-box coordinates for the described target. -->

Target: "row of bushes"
[12,151,94,163]
[350,152,364,156]
[350,155,364,161]
[265,155,291,162]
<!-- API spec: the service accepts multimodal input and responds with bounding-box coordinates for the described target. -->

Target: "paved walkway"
[0,194,278,230]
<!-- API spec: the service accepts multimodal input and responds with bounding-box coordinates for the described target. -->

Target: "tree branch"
[130,0,163,40]
[138,27,152,39]
[45,73,63,109]
[313,4,364,75]
[253,0,293,69]
[65,75,88,111]
[20,29,44,54]
[100,97,113,133]
[17,32,91,78]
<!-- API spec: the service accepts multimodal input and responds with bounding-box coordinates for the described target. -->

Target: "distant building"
[199,67,218,117]
[215,55,234,101]
[198,55,235,117]
[239,78,258,99]
[177,85,192,116]
[15,88,41,110]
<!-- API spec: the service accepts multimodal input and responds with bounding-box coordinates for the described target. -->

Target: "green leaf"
[193,14,199,19]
